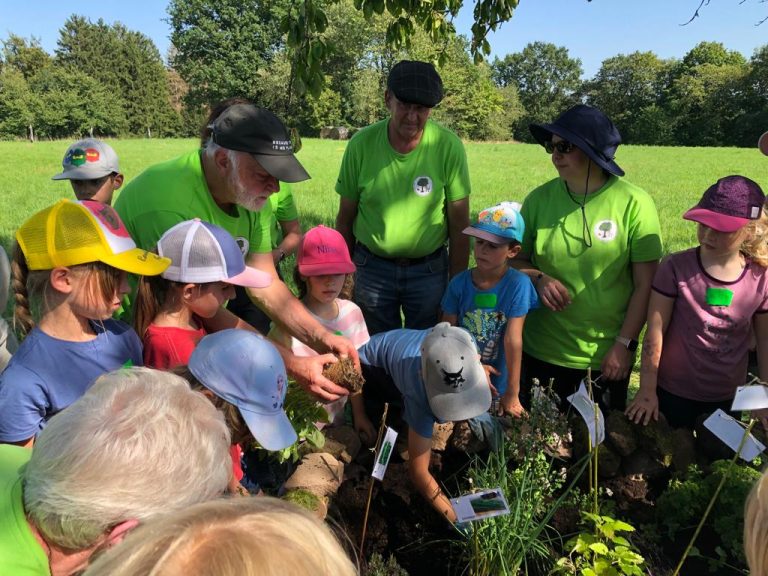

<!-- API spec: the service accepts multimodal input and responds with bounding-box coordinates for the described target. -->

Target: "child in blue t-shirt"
[441,202,539,417]
[0,200,170,446]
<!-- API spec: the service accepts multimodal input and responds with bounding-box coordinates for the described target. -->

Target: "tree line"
[0,3,765,147]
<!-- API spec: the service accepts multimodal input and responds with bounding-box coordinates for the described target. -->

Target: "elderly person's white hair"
[23,367,231,550]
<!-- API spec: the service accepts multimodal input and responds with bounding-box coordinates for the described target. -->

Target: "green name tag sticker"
[705,287,734,307]
[474,293,498,309]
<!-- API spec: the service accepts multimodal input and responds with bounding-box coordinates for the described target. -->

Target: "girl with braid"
[0,200,169,447]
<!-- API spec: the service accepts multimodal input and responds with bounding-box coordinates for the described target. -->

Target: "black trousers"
[521,352,629,413]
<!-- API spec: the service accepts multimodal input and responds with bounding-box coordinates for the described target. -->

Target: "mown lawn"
[1,138,766,254]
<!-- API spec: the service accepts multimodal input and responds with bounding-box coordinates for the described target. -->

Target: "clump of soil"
[323,357,365,393]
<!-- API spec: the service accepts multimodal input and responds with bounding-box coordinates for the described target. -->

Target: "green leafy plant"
[554,512,646,576]
[657,460,760,565]
[254,382,329,463]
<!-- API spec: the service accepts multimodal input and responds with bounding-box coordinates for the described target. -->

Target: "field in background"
[1,138,766,256]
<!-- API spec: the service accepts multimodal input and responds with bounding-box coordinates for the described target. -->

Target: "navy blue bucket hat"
[530,105,625,177]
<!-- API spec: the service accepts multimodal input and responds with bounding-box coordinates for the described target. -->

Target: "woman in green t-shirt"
[513,105,662,412]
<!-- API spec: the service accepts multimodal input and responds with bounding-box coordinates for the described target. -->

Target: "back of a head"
[84,497,358,576]
[23,367,231,550]
[745,471,768,576]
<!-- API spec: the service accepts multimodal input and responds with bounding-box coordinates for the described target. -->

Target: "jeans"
[353,244,448,335]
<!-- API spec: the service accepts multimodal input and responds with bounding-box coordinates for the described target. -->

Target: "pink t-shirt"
[654,247,768,401]
[269,299,370,424]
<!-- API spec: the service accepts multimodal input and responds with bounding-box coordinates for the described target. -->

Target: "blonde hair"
[83,497,359,576]
[11,242,122,337]
[742,200,768,267]
[24,367,231,550]
[745,469,768,575]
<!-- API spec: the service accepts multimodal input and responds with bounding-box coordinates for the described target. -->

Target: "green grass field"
[1,138,766,256]
[0,138,765,393]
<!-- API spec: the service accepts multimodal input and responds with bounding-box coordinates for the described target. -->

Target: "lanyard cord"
[565,159,593,248]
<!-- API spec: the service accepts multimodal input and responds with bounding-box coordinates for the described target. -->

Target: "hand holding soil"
[322,356,365,394]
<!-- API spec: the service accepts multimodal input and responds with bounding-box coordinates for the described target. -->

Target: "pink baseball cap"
[683,176,765,233]
[297,225,355,276]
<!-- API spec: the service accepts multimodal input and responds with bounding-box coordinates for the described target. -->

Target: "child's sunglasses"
[544,140,576,154]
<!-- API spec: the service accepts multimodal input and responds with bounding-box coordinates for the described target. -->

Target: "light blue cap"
[463,202,525,244]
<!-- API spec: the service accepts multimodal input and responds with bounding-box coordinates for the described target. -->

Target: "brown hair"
[174,366,251,445]
[133,271,223,339]
[133,273,181,338]
[292,267,355,301]
[11,242,122,337]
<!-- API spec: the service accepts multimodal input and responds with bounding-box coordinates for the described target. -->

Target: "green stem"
[672,418,757,576]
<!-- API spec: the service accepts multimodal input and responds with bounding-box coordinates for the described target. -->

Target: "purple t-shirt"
[654,247,768,401]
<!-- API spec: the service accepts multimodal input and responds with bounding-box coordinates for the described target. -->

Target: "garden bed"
[322,398,761,575]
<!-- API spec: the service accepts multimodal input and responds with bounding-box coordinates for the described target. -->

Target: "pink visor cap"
[158,219,272,287]
[683,176,765,233]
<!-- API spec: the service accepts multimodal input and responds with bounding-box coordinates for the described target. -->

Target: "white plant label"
[703,409,765,462]
[371,427,398,481]
[567,381,605,446]
[731,385,768,411]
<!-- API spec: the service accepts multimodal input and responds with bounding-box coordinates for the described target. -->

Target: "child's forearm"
[639,332,662,394]
[503,319,524,401]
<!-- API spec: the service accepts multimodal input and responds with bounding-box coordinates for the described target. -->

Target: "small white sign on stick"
[703,409,765,463]
[450,487,511,523]
[567,381,605,446]
[732,385,768,411]
[371,427,398,481]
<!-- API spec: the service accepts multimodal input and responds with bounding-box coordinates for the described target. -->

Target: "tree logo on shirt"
[235,237,249,255]
[594,220,618,242]
[413,175,433,196]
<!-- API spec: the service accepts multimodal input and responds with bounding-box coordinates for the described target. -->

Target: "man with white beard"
[115,103,354,401]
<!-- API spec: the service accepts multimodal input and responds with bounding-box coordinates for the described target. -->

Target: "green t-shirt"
[521,176,663,370]
[0,445,49,576]
[335,118,471,258]
[114,149,272,256]
[268,185,298,249]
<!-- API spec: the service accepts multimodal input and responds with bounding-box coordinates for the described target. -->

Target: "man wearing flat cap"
[115,103,356,401]
[336,60,471,335]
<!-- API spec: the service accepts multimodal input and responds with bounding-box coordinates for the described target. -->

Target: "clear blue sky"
[2,0,766,78]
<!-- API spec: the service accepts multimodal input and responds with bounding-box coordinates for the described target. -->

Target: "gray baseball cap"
[420,322,491,422]
[52,138,120,181]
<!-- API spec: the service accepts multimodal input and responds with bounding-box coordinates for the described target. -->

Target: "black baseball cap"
[387,60,444,108]
[211,104,310,183]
